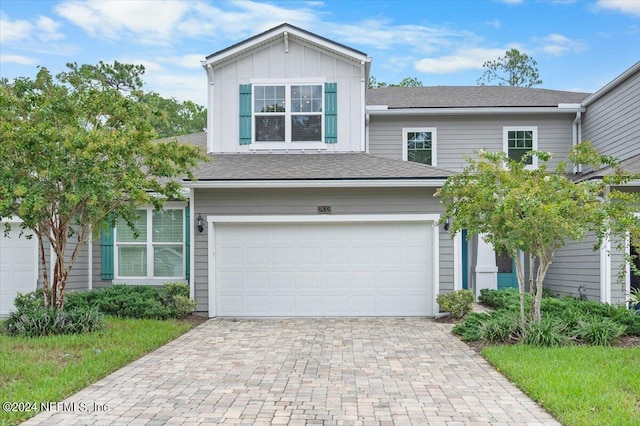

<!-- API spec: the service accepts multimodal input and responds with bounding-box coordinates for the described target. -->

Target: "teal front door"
[496,252,518,290]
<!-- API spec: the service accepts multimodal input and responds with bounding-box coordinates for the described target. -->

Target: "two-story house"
[2,23,638,317]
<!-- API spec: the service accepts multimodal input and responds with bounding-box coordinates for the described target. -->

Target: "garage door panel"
[214,221,433,317]
[1,225,37,316]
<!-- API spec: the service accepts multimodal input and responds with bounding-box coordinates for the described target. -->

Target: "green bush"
[479,313,523,343]
[452,312,487,341]
[479,288,522,310]
[521,318,572,347]
[574,317,626,346]
[13,288,45,311]
[436,289,475,319]
[4,306,104,337]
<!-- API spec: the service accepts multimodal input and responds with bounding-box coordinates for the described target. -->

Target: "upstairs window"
[402,128,437,166]
[239,82,336,147]
[503,126,538,168]
[254,84,323,143]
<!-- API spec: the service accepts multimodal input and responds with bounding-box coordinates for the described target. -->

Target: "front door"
[496,252,518,290]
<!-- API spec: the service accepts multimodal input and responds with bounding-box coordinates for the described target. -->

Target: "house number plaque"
[317,206,332,214]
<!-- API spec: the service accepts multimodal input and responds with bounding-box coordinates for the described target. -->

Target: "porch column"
[474,234,498,297]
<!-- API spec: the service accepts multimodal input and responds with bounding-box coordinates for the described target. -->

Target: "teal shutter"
[324,82,337,144]
[239,84,252,145]
[184,205,190,281]
[100,225,114,280]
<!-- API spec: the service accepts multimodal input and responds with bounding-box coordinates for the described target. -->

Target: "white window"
[253,83,323,147]
[402,128,437,166]
[115,206,185,281]
[503,126,538,168]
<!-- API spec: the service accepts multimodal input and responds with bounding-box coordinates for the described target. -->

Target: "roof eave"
[365,106,585,115]
[183,178,448,189]
[582,61,640,107]
[205,23,369,67]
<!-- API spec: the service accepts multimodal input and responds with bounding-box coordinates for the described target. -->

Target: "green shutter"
[239,84,252,145]
[185,205,190,281]
[100,225,114,280]
[324,82,337,144]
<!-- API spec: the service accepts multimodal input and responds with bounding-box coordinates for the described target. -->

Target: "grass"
[0,317,193,426]
[483,344,640,426]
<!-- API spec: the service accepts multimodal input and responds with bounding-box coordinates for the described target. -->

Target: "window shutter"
[324,82,338,144]
[100,225,114,280]
[239,84,252,145]
[184,205,190,281]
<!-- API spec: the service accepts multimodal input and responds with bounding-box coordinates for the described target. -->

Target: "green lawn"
[483,345,640,426]
[0,317,193,426]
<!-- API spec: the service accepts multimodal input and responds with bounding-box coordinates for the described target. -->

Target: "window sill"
[250,142,328,151]
[113,278,187,286]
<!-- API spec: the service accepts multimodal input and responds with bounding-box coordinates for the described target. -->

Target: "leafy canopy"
[0,61,208,309]
[368,76,423,89]
[438,144,640,323]
[477,48,542,87]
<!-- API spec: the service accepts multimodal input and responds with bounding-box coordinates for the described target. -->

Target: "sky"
[1,0,639,106]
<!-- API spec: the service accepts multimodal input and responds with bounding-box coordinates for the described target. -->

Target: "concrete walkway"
[24,319,559,425]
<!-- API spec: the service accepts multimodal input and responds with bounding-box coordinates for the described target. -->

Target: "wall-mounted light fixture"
[443,217,451,231]
[196,214,204,233]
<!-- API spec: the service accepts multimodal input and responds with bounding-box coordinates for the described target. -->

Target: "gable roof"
[204,23,369,67]
[367,86,590,109]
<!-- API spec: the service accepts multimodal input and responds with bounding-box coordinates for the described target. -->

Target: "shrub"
[452,313,487,341]
[574,317,626,346]
[521,318,572,347]
[479,313,523,343]
[478,288,522,310]
[13,288,45,311]
[436,289,475,319]
[4,306,104,337]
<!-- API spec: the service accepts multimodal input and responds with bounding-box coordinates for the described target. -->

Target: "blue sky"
[1,0,639,106]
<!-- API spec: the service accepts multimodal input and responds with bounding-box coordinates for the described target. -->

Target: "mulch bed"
[179,314,210,327]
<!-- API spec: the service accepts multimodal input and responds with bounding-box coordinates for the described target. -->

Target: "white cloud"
[414,47,507,74]
[0,14,33,43]
[36,16,64,42]
[595,0,640,17]
[0,54,38,65]
[147,72,207,106]
[537,33,587,57]
[55,0,191,44]
[156,54,207,69]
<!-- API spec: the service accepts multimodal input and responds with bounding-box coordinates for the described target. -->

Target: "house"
[1,23,638,317]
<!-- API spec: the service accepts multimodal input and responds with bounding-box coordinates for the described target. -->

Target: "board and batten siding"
[582,70,640,161]
[192,187,451,313]
[545,234,600,300]
[211,38,364,153]
[368,114,576,172]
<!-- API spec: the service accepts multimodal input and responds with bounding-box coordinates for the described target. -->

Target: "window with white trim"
[115,207,185,279]
[402,128,437,166]
[504,126,538,168]
[254,84,323,144]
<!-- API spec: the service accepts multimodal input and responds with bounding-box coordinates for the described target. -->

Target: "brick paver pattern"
[23,319,559,425]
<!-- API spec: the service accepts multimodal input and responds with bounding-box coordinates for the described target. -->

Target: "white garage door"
[0,223,38,316]
[213,220,434,317]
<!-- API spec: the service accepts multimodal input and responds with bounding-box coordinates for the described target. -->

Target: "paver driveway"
[24,319,559,425]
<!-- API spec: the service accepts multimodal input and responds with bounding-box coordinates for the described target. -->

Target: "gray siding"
[368,113,576,172]
[582,70,640,161]
[193,187,448,313]
[545,233,600,300]
[212,37,365,153]
[39,237,90,293]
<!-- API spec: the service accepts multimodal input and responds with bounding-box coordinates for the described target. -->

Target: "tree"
[0,62,208,310]
[368,76,423,89]
[143,92,207,138]
[477,48,542,87]
[437,144,640,325]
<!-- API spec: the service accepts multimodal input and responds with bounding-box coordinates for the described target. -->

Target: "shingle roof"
[191,153,453,181]
[367,86,591,108]
[170,133,453,180]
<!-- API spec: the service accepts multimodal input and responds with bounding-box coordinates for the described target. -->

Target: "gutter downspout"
[572,111,582,174]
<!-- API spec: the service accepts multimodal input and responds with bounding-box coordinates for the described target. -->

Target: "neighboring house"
[1,23,638,317]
